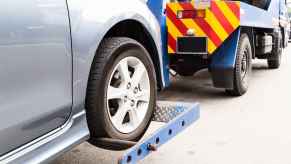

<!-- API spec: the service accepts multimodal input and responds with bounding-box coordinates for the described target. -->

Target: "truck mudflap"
[117,101,200,164]
[210,28,241,89]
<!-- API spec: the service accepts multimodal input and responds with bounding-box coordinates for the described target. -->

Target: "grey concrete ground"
[53,45,291,164]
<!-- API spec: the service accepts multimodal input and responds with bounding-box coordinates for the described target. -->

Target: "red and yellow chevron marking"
[166,1,240,55]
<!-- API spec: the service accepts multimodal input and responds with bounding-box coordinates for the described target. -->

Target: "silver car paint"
[0,0,72,156]
[0,0,164,163]
[1,111,89,164]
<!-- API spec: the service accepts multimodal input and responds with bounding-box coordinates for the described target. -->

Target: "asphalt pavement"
[53,44,291,164]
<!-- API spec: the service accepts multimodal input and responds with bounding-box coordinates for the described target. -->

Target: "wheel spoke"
[118,59,131,83]
[131,63,146,87]
[112,104,129,128]
[107,86,127,100]
[129,109,140,126]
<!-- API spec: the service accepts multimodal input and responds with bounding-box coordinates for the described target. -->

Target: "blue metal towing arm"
[119,101,200,164]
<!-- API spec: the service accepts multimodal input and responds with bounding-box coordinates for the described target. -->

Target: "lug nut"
[133,87,138,94]
[130,100,135,107]
[126,83,131,89]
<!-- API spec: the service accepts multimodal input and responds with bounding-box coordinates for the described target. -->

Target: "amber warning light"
[177,9,206,19]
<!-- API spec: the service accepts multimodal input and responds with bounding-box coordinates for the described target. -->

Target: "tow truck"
[106,0,290,162]
[102,0,290,162]
[117,0,290,162]
[166,0,289,96]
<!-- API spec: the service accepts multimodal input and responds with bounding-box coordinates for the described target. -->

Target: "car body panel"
[0,0,72,156]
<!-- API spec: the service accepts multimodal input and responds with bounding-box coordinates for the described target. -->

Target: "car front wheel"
[86,37,156,149]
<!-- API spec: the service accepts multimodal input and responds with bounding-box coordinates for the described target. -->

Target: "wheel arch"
[240,26,255,59]
[100,20,163,90]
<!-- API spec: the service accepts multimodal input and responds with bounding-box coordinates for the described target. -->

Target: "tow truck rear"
[166,0,289,96]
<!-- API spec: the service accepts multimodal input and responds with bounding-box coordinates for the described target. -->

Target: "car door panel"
[0,0,72,155]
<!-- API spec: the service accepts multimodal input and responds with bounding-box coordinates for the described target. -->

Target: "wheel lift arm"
[118,101,200,164]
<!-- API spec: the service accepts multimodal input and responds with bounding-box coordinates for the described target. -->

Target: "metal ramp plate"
[118,101,200,164]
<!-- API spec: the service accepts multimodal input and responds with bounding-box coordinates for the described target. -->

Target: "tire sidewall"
[276,30,283,63]
[268,31,282,68]
[235,34,252,95]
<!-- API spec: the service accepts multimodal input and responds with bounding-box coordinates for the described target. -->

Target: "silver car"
[0,0,167,163]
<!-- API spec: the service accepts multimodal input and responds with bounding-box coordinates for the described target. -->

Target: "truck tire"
[226,33,252,96]
[268,32,282,69]
[86,37,156,149]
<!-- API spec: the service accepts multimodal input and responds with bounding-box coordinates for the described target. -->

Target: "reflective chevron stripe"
[166,1,240,54]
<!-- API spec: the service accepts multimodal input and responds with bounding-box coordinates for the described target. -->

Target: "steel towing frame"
[117,101,200,164]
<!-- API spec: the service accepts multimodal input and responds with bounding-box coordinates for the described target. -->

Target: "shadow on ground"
[159,60,273,103]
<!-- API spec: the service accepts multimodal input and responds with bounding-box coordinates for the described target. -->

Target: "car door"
[0,0,72,155]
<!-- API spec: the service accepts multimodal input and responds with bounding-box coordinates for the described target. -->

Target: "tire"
[268,53,281,69]
[86,37,156,149]
[226,33,252,96]
[268,32,282,69]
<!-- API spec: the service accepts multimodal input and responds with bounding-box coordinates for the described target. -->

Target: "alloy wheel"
[106,57,150,134]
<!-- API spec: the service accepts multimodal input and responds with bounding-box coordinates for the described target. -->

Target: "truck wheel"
[226,33,252,96]
[268,51,282,69]
[268,32,282,69]
[86,37,156,149]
